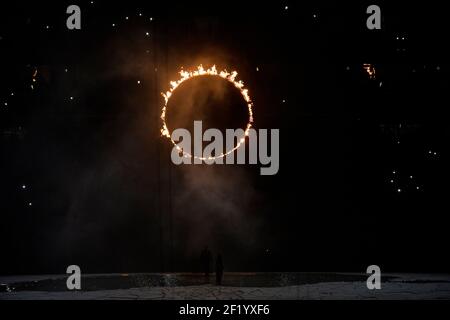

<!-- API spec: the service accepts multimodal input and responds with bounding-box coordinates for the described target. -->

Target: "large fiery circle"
[161,65,254,160]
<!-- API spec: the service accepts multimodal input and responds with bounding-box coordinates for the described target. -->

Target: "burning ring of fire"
[160,65,254,160]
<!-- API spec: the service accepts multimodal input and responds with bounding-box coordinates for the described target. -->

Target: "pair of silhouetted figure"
[215,253,224,286]
[200,246,224,286]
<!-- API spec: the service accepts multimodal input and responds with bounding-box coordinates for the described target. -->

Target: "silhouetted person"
[200,246,212,277]
[215,253,224,285]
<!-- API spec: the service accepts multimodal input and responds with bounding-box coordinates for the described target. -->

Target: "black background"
[1,1,449,275]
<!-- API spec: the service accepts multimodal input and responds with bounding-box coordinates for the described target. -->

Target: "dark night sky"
[1,1,450,274]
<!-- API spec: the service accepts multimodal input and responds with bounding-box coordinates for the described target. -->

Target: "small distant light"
[256,67,259,72]
[139,13,142,17]
[64,68,68,73]
[393,170,396,174]
[46,25,50,29]
[285,6,289,10]
[155,68,158,72]
[150,17,153,21]
[69,96,74,100]
[28,202,32,206]
[112,23,116,27]
[416,186,420,190]
[137,80,141,84]
[145,32,150,36]
[436,66,441,71]
[4,102,7,106]
[22,185,26,189]
[434,152,437,156]
[410,176,413,179]
[282,99,286,103]
[313,14,317,18]
[11,92,14,96]
[346,66,350,71]
[390,180,394,183]
[90,1,94,4]
[397,189,401,193]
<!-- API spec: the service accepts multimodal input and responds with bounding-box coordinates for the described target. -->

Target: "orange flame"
[363,63,376,80]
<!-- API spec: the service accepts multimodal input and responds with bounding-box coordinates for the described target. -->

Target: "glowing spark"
[31,68,38,89]
[363,63,376,80]
[160,64,254,161]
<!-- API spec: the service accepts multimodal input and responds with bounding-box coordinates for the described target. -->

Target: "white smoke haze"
[48,34,264,272]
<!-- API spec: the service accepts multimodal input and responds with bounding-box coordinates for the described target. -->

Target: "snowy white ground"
[1,273,450,300]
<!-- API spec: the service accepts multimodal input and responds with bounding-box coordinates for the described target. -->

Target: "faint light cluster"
[110,10,154,30]
[395,34,408,53]
[388,170,423,194]
[428,150,439,159]
[105,10,155,63]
